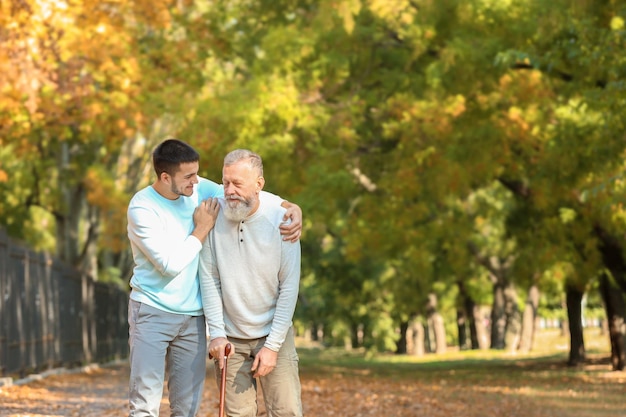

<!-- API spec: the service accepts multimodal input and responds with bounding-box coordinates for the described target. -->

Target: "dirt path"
[0,361,273,417]
[1,357,625,417]
[1,362,142,417]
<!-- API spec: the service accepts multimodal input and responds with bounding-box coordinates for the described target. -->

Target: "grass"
[294,327,625,417]
[299,326,612,367]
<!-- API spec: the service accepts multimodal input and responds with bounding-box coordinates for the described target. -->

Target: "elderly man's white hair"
[224,149,264,176]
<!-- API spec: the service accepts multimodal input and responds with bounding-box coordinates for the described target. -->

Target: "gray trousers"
[128,300,207,417]
[214,327,302,417]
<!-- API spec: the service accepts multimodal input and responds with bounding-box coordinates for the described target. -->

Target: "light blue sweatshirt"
[127,178,222,315]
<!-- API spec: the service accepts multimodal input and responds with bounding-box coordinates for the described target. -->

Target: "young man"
[199,149,302,417]
[126,139,301,416]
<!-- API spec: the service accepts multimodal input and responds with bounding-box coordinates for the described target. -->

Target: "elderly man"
[199,149,302,417]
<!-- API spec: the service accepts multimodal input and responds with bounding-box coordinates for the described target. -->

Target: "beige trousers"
[214,327,302,417]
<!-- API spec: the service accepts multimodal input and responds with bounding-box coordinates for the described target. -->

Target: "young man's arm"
[127,198,218,276]
[207,178,303,242]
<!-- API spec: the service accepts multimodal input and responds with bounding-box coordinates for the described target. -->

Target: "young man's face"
[222,160,264,221]
[168,162,200,198]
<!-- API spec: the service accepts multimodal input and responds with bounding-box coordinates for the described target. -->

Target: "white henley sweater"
[199,197,301,352]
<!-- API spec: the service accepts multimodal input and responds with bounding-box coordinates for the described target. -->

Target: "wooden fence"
[0,229,129,377]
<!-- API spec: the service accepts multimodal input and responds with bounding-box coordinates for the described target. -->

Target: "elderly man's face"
[222,160,263,221]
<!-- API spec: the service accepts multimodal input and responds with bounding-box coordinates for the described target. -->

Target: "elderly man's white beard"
[223,197,254,222]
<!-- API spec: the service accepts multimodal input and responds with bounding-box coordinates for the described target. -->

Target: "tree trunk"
[518,284,539,353]
[466,296,481,349]
[473,305,490,349]
[55,183,85,265]
[594,226,626,371]
[81,205,100,278]
[599,273,626,371]
[310,323,321,341]
[406,318,424,356]
[490,281,506,349]
[424,320,434,353]
[426,293,446,354]
[56,142,80,263]
[316,323,325,341]
[457,308,469,350]
[467,247,514,350]
[503,284,521,353]
[397,321,408,354]
[595,225,626,293]
[432,312,447,353]
[55,141,100,279]
[457,280,475,350]
[350,322,360,349]
[566,285,585,366]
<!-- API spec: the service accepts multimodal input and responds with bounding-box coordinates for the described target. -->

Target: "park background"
[1,0,626,398]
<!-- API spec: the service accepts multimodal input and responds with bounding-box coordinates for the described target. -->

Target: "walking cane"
[218,343,232,417]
